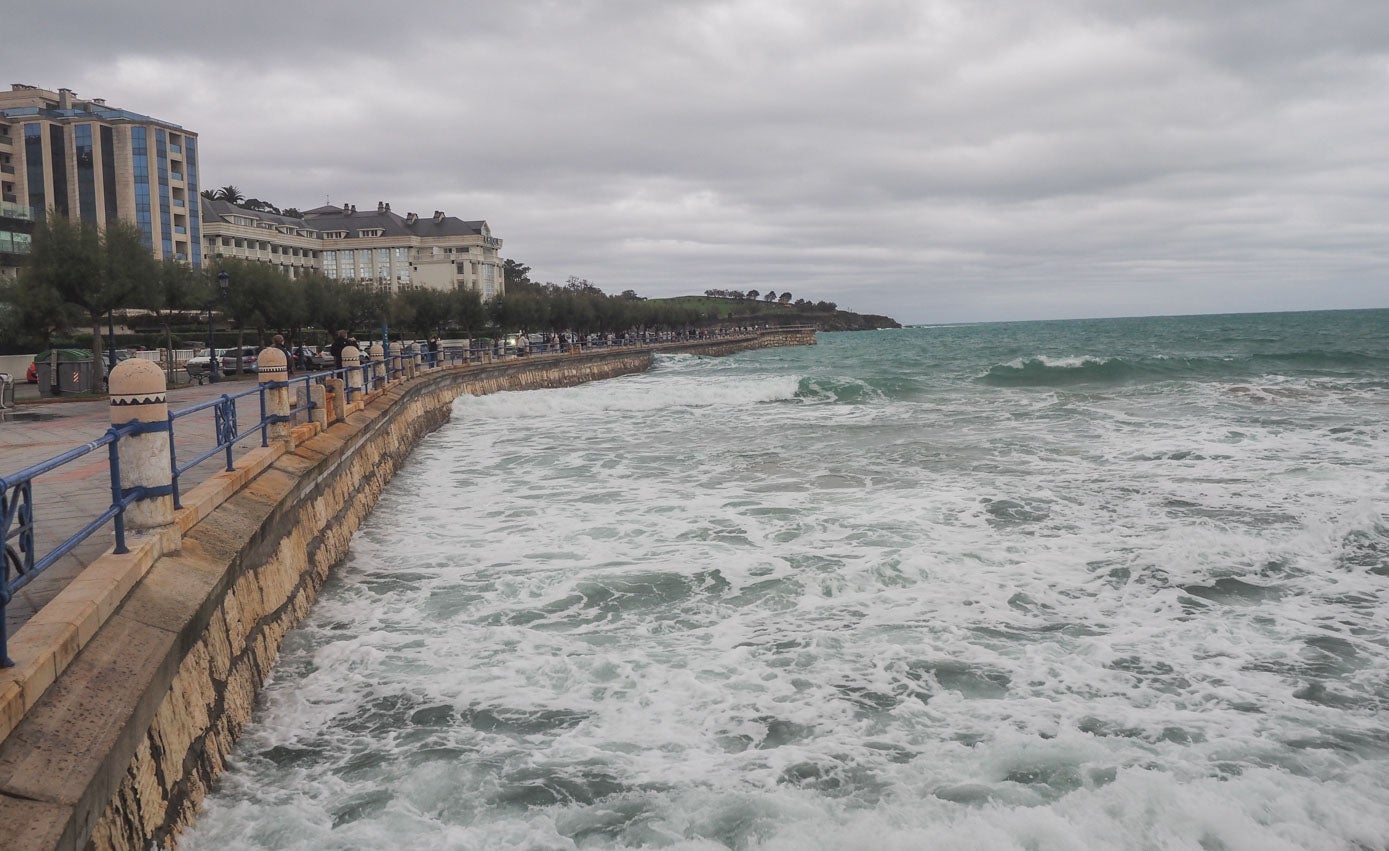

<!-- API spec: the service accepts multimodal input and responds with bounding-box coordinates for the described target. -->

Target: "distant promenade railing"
[1,326,813,666]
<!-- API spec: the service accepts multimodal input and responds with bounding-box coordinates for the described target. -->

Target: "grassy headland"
[650,296,901,331]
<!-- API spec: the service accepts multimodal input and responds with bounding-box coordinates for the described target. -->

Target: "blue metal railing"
[0,421,150,666]
[1,327,789,666]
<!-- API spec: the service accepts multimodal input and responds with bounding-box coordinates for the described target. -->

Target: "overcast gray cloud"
[7,0,1387,322]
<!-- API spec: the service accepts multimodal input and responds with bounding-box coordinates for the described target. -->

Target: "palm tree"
[215,185,244,204]
[200,189,218,200]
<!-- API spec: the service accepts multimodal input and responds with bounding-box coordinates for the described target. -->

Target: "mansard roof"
[201,197,314,230]
[304,204,491,239]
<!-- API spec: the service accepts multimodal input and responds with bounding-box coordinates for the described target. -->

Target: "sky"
[6,0,1388,323]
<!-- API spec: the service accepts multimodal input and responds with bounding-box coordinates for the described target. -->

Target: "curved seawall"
[0,331,812,850]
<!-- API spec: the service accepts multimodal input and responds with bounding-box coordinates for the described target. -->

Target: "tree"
[242,198,281,215]
[503,258,533,290]
[746,289,759,301]
[764,291,777,302]
[200,189,218,201]
[156,258,209,316]
[281,207,304,219]
[22,215,157,391]
[450,286,486,337]
[394,288,451,337]
[0,275,74,348]
[214,185,244,204]
[778,292,792,304]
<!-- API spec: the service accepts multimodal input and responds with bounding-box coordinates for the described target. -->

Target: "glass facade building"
[0,84,201,272]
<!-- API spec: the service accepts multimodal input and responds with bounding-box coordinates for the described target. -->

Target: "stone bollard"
[108,359,176,534]
[369,342,385,388]
[309,382,328,427]
[324,376,346,421]
[257,346,292,445]
[342,345,364,399]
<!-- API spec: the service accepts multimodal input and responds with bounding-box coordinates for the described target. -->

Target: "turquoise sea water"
[184,309,1389,850]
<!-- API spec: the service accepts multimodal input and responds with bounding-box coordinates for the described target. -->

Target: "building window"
[24,124,45,216]
[75,123,97,222]
[131,127,153,249]
[156,129,173,257]
[100,126,118,223]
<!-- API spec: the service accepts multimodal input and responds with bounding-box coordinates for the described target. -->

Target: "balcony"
[170,172,185,182]
[174,226,187,235]
[0,164,13,175]
[172,198,185,208]
[0,133,11,145]
[169,144,182,155]
[1,201,35,220]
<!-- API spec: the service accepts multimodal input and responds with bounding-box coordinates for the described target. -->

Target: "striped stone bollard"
[256,347,291,444]
[342,345,364,399]
[369,342,385,388]
[108,359,176,535]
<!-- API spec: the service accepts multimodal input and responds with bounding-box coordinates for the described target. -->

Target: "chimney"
[432,210,445,223]
[377,201,385,212]
[405,212,418,226]
[385,202,391,212]
[350,204,356,214]
[58,88,73,109]
[342,202,350,214]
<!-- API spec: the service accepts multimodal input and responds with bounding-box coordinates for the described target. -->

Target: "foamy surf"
[183,310,1389,851]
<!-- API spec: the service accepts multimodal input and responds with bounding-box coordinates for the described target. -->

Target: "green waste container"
[58,356,94,394]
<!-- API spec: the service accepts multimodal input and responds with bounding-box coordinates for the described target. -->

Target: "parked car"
[186,347,254,383]
[219,345,260,374]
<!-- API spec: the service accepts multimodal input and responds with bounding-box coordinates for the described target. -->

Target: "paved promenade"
[1,374,265,632]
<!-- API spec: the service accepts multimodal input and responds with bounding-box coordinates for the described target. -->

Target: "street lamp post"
[208,271,230,383]
[106,311,118,376]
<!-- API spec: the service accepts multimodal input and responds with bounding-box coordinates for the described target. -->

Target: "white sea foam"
[184,329,1389,850]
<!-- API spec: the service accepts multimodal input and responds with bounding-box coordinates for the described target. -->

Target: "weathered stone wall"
[0,352,651,851]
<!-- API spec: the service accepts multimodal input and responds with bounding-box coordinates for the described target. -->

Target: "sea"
[182,309,1389,851]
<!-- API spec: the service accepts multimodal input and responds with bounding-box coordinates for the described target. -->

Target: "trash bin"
[35,359,57,397]
[58,357,94,395]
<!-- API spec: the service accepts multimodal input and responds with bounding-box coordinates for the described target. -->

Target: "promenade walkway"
[0,374,264,633]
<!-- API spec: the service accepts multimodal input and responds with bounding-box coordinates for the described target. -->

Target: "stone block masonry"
[0,330,813,850]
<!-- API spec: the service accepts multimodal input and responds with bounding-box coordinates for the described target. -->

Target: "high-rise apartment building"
[0,83,202,275]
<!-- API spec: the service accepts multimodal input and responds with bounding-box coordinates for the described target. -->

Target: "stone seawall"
[0,351,652,850]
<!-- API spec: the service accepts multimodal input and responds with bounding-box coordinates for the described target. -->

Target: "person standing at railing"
[273,334,295,375]
[427,336,440,367]
[329,330,350,370]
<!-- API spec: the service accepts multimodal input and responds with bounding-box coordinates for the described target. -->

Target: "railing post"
[324,376,346,421]
[369,342,385,388]
[308,382,328,428]
[257,347,292,445]
[108,359,177,537]
[342,346,364,400]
